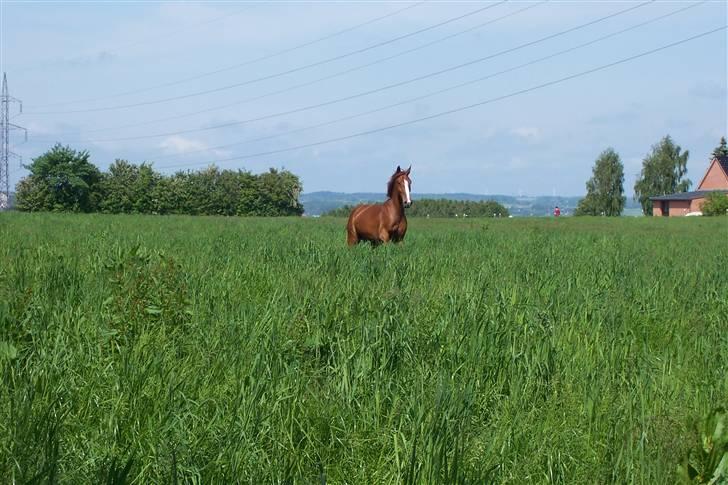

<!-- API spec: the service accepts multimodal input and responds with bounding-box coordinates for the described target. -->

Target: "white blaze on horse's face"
[403,178,412,207]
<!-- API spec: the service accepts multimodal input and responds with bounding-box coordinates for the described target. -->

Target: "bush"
[677,407,728,483]
[701,192,728,216]
[16,144,101,212]
[15,146,304,217]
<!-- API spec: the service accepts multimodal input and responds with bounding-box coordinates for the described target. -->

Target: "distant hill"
[300,191,642,216]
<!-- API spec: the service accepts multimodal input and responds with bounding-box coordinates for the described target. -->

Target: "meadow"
[1,212,726,483]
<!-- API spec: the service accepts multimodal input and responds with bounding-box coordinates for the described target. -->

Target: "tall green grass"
[1,213,726,483]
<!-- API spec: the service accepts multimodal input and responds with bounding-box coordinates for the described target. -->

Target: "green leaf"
[0,341,18,361]
[708,453,728,484]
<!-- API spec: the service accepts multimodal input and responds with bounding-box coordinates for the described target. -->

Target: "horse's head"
[388,165,412,208]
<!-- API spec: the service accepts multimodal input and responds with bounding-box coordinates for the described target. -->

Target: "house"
[651,155,728,216]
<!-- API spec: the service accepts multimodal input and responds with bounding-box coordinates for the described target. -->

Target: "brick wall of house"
[668,200,691,216]
[690,198,707,213]
[698,160,728,190]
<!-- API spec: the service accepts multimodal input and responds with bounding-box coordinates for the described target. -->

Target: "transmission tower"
[1,73,27,210]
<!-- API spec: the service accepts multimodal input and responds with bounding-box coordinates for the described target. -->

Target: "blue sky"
[1,1,726,196]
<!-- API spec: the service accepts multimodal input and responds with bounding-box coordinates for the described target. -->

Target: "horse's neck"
[386,192,405,218]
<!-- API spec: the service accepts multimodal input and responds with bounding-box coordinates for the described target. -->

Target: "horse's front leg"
[378,228,391,244]
[391,227,406,243]
[394,219,407,243]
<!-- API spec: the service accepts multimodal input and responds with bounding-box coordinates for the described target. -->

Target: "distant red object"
[554,206,561,217]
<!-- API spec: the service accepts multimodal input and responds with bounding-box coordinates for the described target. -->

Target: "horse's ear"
[396,165,402,173]
[405,165,411,175]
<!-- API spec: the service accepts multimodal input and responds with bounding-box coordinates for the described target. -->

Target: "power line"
[152,1,705,164]
[155,25,726,171]
[38,0,531,138]
[27,2,421,108]
[81,0,653,143]
[26,3,504,115]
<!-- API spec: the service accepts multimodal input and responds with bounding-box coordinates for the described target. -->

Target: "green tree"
[99,160,161,214]
[188,166,221,215]
[15,144,101,212]
[701,192,728,216]
[253,169,304,216]
[575,148,626,216]
[711,136,728,161]
[213,169,244,216]
[133,163,162,213]
[150,175,175,215]
[634,135,691,216]
[236,170,259,215]
[185,166,248,216]
[98,160,136,213]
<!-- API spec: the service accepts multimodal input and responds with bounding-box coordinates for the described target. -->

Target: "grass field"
[1,213,726,483]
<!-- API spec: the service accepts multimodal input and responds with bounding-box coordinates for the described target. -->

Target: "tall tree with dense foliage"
[99,160,161,214]
[575,148,625,216]
[633,135,691,215]
[253,168,304,216]
[711,136,728,161]
[15,144,102,212]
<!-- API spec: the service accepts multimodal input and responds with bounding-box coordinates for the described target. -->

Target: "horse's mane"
[386,171,406,198]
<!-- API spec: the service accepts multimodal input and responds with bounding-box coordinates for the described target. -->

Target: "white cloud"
[159,135,207,154]
[159,136,230,157]
[510,127,542,143]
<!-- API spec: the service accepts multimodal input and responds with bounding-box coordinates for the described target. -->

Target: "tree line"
[324,198,509,218]
[15,144,304,216]
[14,137,727,218]
[575,136,728,216]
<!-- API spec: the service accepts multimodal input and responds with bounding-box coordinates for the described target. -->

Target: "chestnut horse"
[347,166,412,246]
